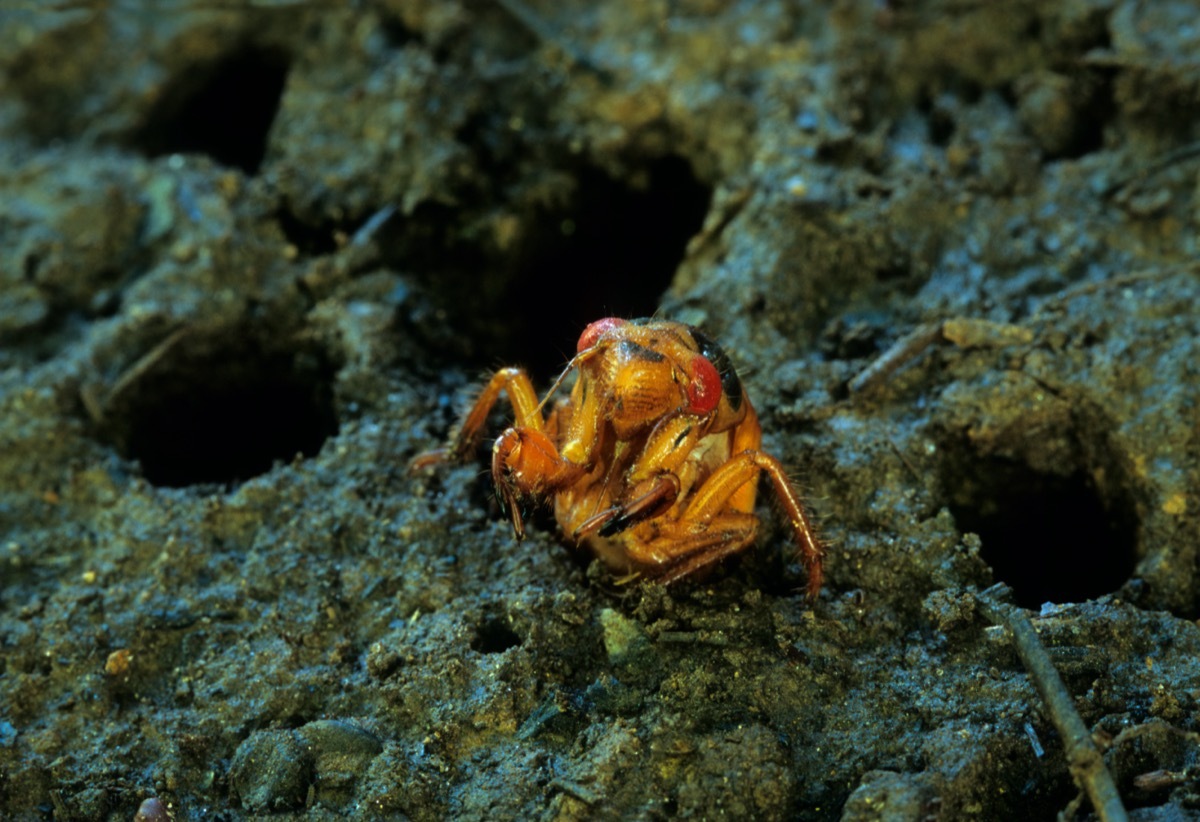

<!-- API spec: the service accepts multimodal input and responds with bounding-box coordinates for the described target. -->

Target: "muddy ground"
[2,1,1200,819]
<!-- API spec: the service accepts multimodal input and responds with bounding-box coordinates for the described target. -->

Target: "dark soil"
[2,2,1199,820]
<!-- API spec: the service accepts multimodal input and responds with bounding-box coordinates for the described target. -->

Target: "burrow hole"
[130,44,289,174]
[471,614,523,654]
[940,451,1139,608]
[395,153,713,382]
[99,329,339,488]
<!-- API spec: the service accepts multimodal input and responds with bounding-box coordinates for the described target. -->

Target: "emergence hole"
[102,332,338,488]
[471,615,522,654]
[944,456,1138,608]
[132,45,289,174]
[396,153,712,381]
[276,207,343,257]
[503,155,711,378]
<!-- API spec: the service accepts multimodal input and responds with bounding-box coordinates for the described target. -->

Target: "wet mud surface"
[2,2,1200,819]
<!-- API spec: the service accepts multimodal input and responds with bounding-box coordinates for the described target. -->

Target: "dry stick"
[493,0,613,81]
[79,326,192,425]
[849,318,1035,396]
[1100,140,1200,197]
[974,585,1128,822]
[847,322,943,395]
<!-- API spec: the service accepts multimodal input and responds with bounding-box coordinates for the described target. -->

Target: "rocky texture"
[2,1,1199,819]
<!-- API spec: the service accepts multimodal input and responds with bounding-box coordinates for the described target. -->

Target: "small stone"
[134,796,171,821]
[297,719,384,805]
[599,608,650,664]
[228,730,313,812]
[0,720,18,748]
[104,648,132,676]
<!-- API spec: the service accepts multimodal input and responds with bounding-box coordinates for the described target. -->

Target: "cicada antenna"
[535,346,601,414]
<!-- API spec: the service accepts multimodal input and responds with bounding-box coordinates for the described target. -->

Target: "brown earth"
[2,2,1199,819]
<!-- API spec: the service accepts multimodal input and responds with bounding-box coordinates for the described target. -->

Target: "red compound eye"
[686,355,722,415]
[577,317,625,352]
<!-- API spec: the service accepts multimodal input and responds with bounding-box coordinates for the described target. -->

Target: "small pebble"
[228,730,313,812]
[134,796,170,821]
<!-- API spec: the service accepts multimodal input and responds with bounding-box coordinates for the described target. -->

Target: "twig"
[848,322,943,395]
[848,318,1032,396]
[547,777,601,805]
[1026,265,1200,322]
[80,325,191,425]
[1099,140,1200,198]
[492,0,614,82]
[974,585,1128,822]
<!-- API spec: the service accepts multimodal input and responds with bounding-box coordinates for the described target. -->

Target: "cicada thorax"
[574,318,749,439]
